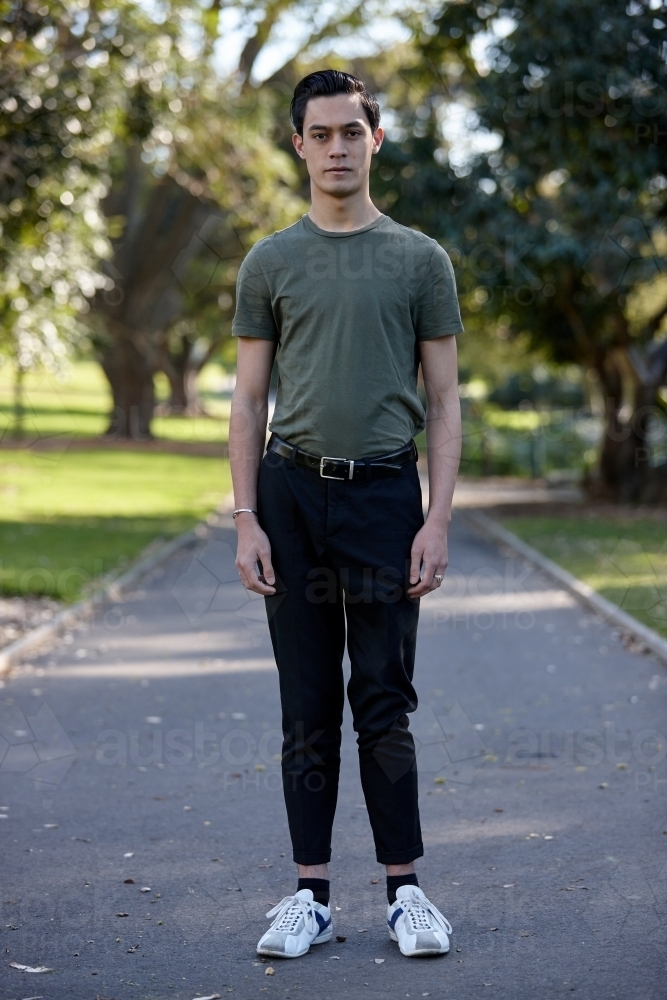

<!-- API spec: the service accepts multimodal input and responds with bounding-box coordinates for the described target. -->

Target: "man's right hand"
[234,515,277,595]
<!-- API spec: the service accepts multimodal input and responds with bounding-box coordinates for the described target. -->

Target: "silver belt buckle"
[319,455,355,480]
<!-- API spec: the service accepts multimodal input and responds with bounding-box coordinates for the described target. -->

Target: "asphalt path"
[1,511,666,1000]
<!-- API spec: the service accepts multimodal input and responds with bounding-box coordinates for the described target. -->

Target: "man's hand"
[234,515,277,595]
[407,518,449,598]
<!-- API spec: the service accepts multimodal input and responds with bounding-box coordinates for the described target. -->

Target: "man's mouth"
[326,167,350,173]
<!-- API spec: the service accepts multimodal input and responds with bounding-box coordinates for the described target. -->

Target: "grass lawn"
[0,450,231,601]
[0,361,231,443]
[501,514,667,640]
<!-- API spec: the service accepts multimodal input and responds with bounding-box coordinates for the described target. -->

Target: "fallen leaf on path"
[265,966,275,976]
[127,944,139,953]
[124,852,134,857]
[490,927,498,931]
[257,864,272,869]
[493,808,503,813]
[502,884,516,888]
[357,928,368,933]
[183,805,193,811]
[123,878,135,884]
[519,930,530,937]
[331,956,340,960]
[116,912,129,917]
[9,962,53,973]
[336,935,347,942]
[544,835,553,841]
[71,837,91,842]
[191,994,220,1000]
[140,887,151,892]
[369,879,380,884]
[43,824,57,829]
[374,958,385,964]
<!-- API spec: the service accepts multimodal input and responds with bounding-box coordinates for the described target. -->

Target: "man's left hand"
[407,519,449,598]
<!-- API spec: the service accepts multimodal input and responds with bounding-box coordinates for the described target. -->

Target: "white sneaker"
[256,888,332,958]
[387,885,452,957]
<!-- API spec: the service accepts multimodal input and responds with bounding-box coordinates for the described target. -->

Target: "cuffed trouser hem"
[293,850,332,866]
[375,843,424,866]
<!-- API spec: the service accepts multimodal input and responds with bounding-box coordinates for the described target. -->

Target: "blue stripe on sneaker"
[388,907,403,931]
[315,911,332,933]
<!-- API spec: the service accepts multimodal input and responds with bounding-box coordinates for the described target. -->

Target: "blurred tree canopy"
[2,0,667,498]
[368,0,667,500]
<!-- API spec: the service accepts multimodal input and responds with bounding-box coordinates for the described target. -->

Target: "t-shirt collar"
[301,212,387,238]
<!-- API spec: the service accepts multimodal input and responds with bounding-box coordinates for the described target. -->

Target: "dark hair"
[290,69,380,137]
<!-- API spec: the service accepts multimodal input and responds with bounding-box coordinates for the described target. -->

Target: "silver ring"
[434,574,444,583]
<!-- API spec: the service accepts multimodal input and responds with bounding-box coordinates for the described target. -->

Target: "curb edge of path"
[464,509,667,667]
[0,497,235,678]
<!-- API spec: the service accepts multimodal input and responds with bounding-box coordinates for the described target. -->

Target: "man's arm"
[407,334,461,598]
[229,336,278,595]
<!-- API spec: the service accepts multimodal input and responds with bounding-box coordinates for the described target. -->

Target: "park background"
[1,0,667,643]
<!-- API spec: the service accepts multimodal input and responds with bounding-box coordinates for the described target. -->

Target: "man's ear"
[292,133,306,159]
[372,127,384,154]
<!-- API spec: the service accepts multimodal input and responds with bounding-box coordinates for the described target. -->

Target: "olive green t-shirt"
[232,212,463,459]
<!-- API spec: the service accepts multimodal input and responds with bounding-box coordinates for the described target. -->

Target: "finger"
[236,559,276,595]
[409,546,423,585]
[257,550,276,586]
[419,560,438,590]
[407,564,443,597]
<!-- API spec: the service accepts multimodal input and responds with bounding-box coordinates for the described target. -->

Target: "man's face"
[292,93,383,197]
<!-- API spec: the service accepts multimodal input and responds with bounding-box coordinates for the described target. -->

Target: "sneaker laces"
[397,887,452,936]
[265,894,317,936]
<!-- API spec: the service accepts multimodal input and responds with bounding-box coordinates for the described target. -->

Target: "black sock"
[386,873,419,905]
[297,878,330,907]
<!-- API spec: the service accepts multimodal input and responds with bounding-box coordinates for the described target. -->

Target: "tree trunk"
[100,329,155,439]
[592,347,667,502]
[12,363,25,440]
[164,365,201,413]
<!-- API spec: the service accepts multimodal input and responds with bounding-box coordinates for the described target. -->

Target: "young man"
[229,69,462,959]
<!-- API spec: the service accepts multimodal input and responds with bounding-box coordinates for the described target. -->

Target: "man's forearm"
[424,389,461,527]
[229,391,268,510]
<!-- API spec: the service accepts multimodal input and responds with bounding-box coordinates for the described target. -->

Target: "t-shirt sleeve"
[231,247,279,341]
[413,243,464,341]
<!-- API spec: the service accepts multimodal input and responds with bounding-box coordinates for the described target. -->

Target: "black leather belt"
[267,434,417,481]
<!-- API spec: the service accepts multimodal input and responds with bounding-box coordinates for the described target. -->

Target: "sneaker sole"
[388,929,450,957]
[257,928,333,959]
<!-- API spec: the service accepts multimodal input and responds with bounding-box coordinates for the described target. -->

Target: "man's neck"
[307,187,383,233]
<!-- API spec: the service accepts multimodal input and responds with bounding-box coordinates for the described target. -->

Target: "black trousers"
[257,441,425,866]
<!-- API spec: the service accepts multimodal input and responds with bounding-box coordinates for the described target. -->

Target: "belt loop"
[288,445,298,470]
[364,458,371,483]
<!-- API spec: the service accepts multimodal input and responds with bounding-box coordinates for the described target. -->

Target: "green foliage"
[366,0,667,497]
